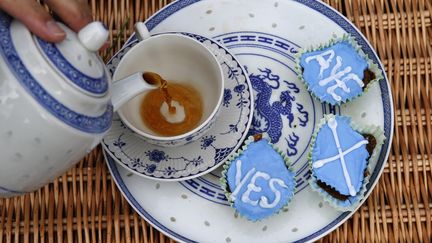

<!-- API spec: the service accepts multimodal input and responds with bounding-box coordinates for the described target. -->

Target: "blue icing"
[312,116,369,196]
[226,139,295,221]
[300,41,369,105]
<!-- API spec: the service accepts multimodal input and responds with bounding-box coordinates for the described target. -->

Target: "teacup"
[112,26,224,147]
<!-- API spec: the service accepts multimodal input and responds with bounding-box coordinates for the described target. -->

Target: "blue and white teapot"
[0,13,158,197]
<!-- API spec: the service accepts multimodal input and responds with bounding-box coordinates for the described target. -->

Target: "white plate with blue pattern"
[104,0,394,242]
[103,32,253,180]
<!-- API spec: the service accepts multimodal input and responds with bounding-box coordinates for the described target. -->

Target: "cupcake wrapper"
[294,34,384,106]
[308,114,386,211]
[220,134,296,221]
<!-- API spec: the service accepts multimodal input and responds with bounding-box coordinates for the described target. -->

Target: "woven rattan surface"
[1,0,431,242]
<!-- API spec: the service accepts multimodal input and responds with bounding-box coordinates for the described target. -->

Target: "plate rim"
[106,0,395,242]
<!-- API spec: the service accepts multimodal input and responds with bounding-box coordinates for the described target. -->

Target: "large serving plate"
[104,0,393,242]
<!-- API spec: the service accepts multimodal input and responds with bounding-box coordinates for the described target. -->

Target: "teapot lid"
[34,22,109,97]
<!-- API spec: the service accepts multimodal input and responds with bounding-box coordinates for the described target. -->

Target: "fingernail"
[46,21,66,37]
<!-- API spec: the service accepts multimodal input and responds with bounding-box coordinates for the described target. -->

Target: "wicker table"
[1,0,431,242]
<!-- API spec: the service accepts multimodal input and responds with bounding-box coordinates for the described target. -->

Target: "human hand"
[0,0,92,42]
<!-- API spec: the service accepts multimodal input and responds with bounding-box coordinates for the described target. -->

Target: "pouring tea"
[112,24,224,147]
[112,71,205,137]
[0,11,223,197]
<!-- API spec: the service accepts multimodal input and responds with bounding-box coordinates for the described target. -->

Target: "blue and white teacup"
[112,24,224,147]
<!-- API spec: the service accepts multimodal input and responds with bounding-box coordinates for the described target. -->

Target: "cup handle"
[134,22,151,41]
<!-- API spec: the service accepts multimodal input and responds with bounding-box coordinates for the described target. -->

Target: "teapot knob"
[78,22,109,52]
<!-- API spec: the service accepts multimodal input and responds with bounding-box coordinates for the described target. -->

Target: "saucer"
[102,32,253,181]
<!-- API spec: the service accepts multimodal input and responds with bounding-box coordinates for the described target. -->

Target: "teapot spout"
[111,72,159,111]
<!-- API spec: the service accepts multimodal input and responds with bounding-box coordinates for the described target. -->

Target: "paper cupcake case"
[307,114,386,212]
[220,134,296,221]
[294,34,384,106]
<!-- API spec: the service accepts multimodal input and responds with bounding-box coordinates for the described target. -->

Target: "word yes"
[230,160,288,209]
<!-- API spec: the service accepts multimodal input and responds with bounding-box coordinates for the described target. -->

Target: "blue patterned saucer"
[102,33,253,180]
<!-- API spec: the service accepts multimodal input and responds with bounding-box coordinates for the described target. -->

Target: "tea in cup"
[138,72,204,137]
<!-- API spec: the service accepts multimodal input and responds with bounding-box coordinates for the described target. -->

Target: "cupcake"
[308,115,385,211]
[295,35,383,105]
[220,134,296,221]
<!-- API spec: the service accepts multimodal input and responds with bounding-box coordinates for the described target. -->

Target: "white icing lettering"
[259,178,288,208]
[241,172,269,206]
[306,50,364,101]
[230,160,256,201]
[305,49,335,78]
[235,159,242,186]
[230,160,289,209]
[312,118,368,196]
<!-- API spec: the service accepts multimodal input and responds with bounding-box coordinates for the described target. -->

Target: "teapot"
[0,13,158,197]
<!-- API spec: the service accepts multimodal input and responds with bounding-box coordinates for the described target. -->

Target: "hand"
[0,0,92,42]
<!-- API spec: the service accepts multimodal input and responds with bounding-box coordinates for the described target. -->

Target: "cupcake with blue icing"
[220,134,296,221]
[308,114,385,211]
[295,35,383,105]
